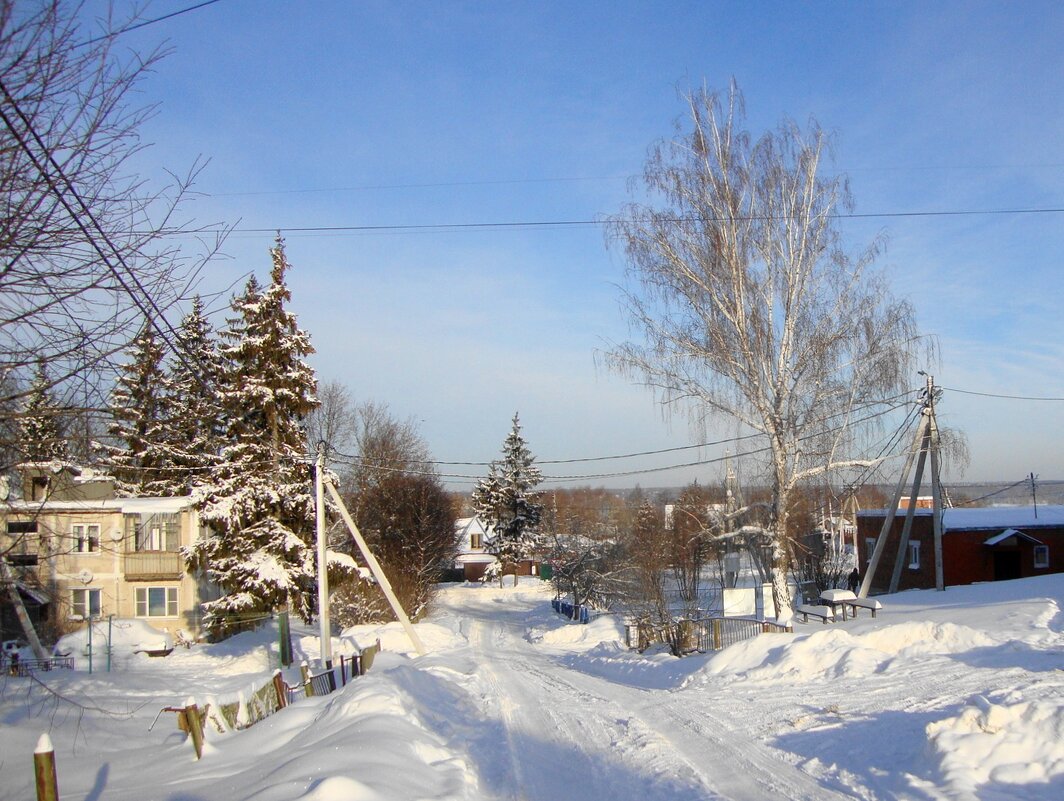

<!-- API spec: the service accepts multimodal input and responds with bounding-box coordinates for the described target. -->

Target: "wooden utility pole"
[323,476,426,656]
[859,373,946,596]
[314,442,333,668]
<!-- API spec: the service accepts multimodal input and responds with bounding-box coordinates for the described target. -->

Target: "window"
[1034,545,1049,569]
[7,521,38,534]
[31,476,49,501]
[865,538,876,564]
[71,588,101,619]
[73,524,100,553]
[470,532,482,549]
[908,540,921,569]
[130,514,179,552]
[135,586,178,617]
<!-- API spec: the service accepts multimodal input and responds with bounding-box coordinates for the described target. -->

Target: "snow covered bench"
[819,589,857,620]
[840,597,883,619]
[796,604,834,624]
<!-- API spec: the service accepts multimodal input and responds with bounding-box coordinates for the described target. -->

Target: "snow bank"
[526,613,624,649]
[54,618,173,670]
[927,694,1064,795]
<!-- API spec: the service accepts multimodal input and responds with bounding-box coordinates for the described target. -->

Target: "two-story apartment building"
[2,464,217,642]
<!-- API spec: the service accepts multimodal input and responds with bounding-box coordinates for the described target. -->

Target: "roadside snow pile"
[335,620,465,657]
[927,693,1064,794]
[54,618,173,670]
[686,621,1001,686]
[526,613,624,649]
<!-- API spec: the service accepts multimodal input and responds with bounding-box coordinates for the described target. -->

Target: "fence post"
[34,733,58,801]
[339,654,347,686]
[300,661,313,697]
[184,699,204,760]
[272,670,288,709]
[712,619,722,651]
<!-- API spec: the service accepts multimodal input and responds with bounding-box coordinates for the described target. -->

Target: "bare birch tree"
[0,1,222,453]
[607,84,921,617]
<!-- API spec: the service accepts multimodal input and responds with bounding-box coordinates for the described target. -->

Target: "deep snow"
[2,575,1063,800]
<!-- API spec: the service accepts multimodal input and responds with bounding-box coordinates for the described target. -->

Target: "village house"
[452,516,543,581]
[856,504,1064,593]
[1,463,217,643]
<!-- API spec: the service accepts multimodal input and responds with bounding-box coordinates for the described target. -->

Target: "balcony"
[123,551,184,580]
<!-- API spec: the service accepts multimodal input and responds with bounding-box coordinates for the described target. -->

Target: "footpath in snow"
[2,575,1064,800]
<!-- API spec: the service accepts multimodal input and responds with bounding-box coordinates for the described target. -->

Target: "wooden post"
[300,661,313,697]
[272,670,288,710]
[339,654,347,686]
[34,733,58,801]
[712,618,722,651]
[888,432,930,593]
[184,700,204,760]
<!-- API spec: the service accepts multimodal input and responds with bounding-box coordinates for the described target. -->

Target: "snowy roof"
[5,496,194,515]
[858,505,1064,531]
[983,528,1044,546]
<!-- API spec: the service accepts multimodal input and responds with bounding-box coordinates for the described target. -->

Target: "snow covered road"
[2,575,1063,800]
[429,585,856,801]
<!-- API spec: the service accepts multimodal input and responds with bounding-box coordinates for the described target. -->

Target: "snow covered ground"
[2,575,1063,800]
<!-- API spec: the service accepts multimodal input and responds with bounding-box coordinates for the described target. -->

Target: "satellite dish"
[111,528,123,542]
[78,569,93,584]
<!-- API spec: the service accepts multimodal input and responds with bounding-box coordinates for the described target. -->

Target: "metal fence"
[3,655,76,677]
[625,616,791,654]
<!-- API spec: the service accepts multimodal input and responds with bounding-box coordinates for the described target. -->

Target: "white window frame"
[908,540,921,569]
[135,586,179,618]
[73,524,100,553]
[470,532,482,550]
[71,588,101,619]
[1034,545,1049,569]
[865,537,876,564]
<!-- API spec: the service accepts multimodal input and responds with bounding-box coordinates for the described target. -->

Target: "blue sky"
[106,0,1064,489]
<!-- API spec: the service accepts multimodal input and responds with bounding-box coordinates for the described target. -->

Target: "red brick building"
[856,505,1064,593]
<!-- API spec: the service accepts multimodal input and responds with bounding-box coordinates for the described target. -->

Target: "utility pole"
[1030,472,1039,519]
[860,373,947,596]
[314,441,332,668]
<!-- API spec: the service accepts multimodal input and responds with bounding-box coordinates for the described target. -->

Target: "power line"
[0,78,203,391]
[941,386,1064,402]
[76,0,227,48]
[174,205,1064,237]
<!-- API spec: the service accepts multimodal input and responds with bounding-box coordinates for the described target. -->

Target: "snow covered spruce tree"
[164,296,225,495]
[607,85,920,618]
[104,323,175,496]
[18,362,69,463]
[472,413,543,586]
[186,238,334,630]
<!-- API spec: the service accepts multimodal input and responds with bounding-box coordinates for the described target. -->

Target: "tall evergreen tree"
[186,238,322,627]
[165,296,225,495]
[105,323,173,495]
[18,363,69,463]
[472,413,543,581]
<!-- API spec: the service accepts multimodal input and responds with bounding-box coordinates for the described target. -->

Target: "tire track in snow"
[467,615,722,800]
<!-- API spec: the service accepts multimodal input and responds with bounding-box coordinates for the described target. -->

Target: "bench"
[796,604,835,624]
[840,597,883,619]
[819,589,857,620]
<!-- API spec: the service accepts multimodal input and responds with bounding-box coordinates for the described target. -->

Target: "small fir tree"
[472,413,543,583]
[165,296,225,495]
[105,323,174,496]
[186,238,326,628]
[18,363,69,463]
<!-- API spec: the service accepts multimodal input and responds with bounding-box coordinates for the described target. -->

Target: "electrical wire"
[941,386,1064,402]
[76,0,227,48]
[169,206,1064,238]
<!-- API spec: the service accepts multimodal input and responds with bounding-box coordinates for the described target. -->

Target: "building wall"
[3,504,211,640]
[856,513,936,593]
[857,512,1064,592]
